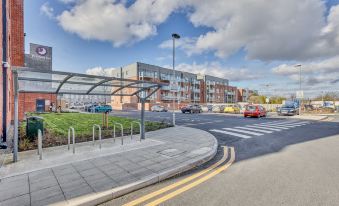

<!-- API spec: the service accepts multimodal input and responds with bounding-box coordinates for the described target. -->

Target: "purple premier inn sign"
[25,43,52,71]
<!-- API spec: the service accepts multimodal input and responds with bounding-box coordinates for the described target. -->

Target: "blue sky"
[26,0,339,97]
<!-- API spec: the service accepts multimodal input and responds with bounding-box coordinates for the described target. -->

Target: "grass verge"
[19,112,171,151]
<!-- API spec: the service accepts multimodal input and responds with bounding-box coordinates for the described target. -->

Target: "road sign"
[296,90,304,99]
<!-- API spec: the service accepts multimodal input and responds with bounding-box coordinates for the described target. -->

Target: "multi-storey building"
[110,62,234,110]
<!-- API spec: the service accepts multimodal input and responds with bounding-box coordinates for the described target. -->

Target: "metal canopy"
[13,67,167,96]
[11,67,169,163]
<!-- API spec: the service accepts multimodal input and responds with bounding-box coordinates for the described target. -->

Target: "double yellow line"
[123,146,235,206]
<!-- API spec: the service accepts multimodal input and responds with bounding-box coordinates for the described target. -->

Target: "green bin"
[26,116,44,140]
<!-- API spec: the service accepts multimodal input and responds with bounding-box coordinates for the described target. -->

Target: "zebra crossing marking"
[209,129,252,139]
[223,128,264,136]
[209,120,311,139]
[234,126,273,134]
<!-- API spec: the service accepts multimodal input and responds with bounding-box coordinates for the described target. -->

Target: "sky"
[25,0,339,98]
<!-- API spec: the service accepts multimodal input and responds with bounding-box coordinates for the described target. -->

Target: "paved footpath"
[0,126,217,206]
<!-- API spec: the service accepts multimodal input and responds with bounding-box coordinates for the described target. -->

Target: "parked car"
[201,105,209,112]
[181,104,202,113]
[86,104,98,112]
[277,103,299,116]
[151,105,167,112]
[224,104,241,113]
[212,105,222,113]
[94,105,112,113]
[244,105,267,118]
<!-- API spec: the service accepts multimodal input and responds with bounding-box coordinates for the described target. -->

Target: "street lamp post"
[295,64,302,115]
[172,33,180,126]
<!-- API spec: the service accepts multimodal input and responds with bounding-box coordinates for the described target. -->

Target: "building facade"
[1,0,25,142]
[110,62,237,110]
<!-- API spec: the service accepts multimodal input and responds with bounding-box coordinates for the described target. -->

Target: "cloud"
[56,0,339,62]
[86,66,117,76]
[172,62,260,82]
[40,2,54,19]
[271,55,339,86]
[159,37,197,56]
[186,0,339,61]
[57,0,183,47]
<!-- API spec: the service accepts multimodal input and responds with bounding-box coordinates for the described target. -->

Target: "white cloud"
[56,0,339,62]
[271,55,339,86]
[57,0,183,47]
[40,2,54,19]
[159,37,197,56]
[86,66,117,76]
[186,0,339,61]
[173,62,260,82]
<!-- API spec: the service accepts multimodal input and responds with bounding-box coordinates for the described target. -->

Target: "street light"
[172,33,180,126]
[295,64,302,115]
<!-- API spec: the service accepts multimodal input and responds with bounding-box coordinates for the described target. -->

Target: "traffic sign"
[296,90,304,99]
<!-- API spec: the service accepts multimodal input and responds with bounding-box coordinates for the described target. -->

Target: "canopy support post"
[13,71,19,162]
[140,98,146,140]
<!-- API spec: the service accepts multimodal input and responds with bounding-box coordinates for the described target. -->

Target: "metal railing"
[37,129,43,160]
[68,127,75,154]
[130,121,142,141]
[113,122,124,145]
[92,124,102,149]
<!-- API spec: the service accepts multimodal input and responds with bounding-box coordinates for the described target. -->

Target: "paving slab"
[0,126,217,206]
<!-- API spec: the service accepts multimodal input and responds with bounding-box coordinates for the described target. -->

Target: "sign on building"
[25,43,52,71]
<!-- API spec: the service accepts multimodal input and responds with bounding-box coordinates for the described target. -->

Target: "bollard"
[92,124,102,149]
[131,121,142,141]
[38,129,42,160]
[68,127,75,153]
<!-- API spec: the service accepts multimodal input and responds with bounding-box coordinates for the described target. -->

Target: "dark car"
[278,103,299,116]
[86,105,98,112]
[244,105,266,118]
[181,104,202,113]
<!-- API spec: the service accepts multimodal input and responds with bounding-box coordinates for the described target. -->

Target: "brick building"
[1,0,25,142]
[110,62,235,110]
[1,0,56,142]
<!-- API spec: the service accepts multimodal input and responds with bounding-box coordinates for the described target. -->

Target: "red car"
[244,105,266,118]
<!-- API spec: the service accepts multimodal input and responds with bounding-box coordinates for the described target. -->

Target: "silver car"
[151,105,168,112]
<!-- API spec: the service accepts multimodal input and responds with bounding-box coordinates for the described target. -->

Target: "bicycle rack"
[68,127,75,154]
[113,122,124,145]
[92,124,102,149]
[37,129,43,160]
[131,121,142,141]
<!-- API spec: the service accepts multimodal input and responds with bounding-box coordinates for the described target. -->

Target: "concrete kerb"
[57,129,218,206]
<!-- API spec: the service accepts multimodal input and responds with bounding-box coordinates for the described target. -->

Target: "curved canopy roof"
[13,67,168,97]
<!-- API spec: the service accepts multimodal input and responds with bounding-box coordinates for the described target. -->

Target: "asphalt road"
[102,111,339,206]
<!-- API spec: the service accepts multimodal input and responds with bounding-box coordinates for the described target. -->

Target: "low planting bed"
[19,112,171,151]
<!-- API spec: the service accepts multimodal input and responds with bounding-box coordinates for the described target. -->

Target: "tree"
[314,92,339,101]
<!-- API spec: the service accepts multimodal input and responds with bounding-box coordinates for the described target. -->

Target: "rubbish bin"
[26,116,44,140]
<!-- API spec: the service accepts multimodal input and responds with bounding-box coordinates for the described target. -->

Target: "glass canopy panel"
[58,83,93,94]
[67,76,104,84]
[18,80,58,93]
[90,86,114,95]
[17,70,67,82]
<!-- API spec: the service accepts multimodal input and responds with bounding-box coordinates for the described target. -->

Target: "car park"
[94,105,112,113]
[181,104,202,113]
[224,104,241,113]
[201,105,209,112]
[151,105,168,112]
[244,105,266,118]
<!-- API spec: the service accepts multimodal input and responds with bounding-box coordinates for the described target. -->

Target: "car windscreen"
[246,106,257,111]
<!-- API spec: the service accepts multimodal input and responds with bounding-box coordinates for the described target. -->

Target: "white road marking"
[209,129,252,139]
[252,124,291,129]
[223,128,264,136]
[234,126,273,134]
[245,125,282,131]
